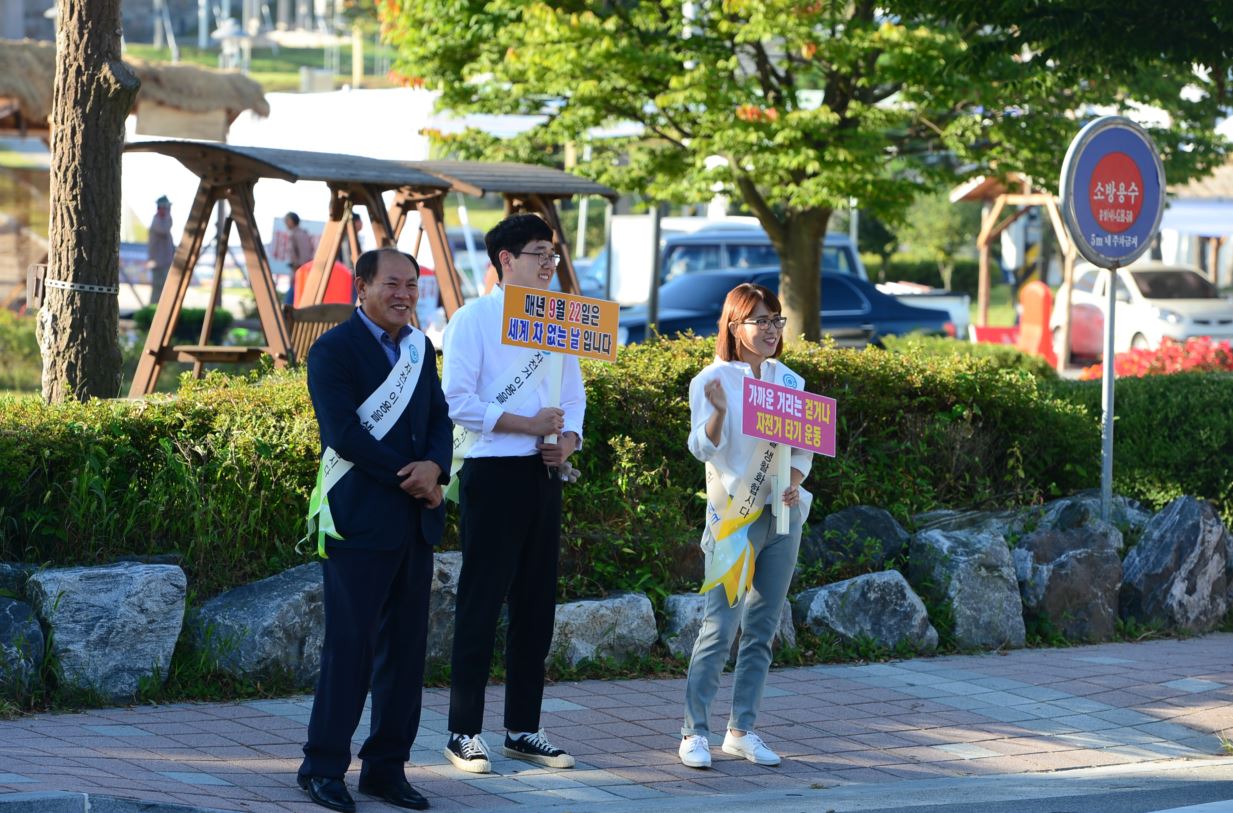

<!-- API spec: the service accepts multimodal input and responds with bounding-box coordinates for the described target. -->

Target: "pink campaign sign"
[741,377,837,457]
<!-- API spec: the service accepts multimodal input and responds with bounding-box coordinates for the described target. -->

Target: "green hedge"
[133,306,234,344]
[0,310,40,392]
[0,337,1100,600]
[881,335,1057,381]
[0,374,318,596]
[1050,373,1233,526]
[571,337,1096,598]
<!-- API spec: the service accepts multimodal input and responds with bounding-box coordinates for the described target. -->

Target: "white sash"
[700,359,801,606]
[444,348,553,502]
[305,328,428,556]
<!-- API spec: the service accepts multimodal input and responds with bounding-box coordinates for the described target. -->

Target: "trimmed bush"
[571,337,1097,598]
[0,310,40,392]
[1078,337,1233,380]
[133,305,234,344]
[1052,373,1233,526]
[0,337,1100,600]
[882,335,1057,381]
[0,373,318,596]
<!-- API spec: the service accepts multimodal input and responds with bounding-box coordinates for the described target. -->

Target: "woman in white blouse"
[679,283,813,770]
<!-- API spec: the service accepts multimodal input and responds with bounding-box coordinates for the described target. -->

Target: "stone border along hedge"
[2,491,1229,704]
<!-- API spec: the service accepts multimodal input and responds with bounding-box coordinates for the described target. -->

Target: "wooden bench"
[284,303,354,364]
[169,345,268,364]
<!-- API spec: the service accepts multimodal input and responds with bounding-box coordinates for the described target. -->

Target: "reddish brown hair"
[716,283,783,361]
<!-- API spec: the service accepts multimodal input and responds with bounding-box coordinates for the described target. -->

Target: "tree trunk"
[39,0,140,402]
[939,260,954,292]
[774,210,830,343]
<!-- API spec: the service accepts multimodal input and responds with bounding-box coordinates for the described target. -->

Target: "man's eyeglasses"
[515,249,562,268]
[738,316,787,331]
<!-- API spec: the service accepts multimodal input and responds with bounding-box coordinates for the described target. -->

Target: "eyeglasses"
[515,249,562,268]
[738,315,787,331]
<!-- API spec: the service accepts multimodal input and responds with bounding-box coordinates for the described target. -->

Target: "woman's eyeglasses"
[738,316,787,331]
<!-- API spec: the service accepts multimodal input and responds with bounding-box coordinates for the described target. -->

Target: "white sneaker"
[679,734,711,769]
[444,733,492,774]
[721,730,780,766]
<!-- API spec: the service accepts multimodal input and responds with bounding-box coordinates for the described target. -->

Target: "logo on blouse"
[782,374,797,388]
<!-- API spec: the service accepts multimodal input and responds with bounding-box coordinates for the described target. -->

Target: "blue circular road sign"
[1059,116,1165,269]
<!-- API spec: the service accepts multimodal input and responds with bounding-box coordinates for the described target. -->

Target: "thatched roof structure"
[124,55,270,120]
[0,39,54,122]
[0,39,269,130]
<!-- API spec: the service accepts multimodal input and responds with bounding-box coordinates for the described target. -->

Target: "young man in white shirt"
[441,213,586,773]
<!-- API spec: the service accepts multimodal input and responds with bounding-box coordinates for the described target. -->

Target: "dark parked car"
[617,268,953,346]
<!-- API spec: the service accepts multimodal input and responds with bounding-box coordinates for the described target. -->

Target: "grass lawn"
[124,43,400,93]
[0,149,49,171]
[974,283,1018,327]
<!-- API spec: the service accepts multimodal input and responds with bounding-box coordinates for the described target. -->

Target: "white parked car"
[1051,262,1233,353]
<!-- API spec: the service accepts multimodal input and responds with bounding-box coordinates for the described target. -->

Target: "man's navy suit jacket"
[306,311,453,550]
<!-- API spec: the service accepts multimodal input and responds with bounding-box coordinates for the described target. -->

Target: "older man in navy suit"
[297,248,452,812]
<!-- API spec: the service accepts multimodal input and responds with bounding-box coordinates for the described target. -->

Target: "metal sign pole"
[1100,264,1118,522]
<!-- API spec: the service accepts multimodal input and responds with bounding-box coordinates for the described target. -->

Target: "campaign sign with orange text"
[741,377,837,457]
[501,284,619,362]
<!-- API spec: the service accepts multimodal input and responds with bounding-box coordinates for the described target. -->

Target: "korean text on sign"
[501,284,620,362]
[741,377,837,457]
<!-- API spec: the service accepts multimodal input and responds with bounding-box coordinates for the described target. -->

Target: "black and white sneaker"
[502,730,576,769]
[444,733,492,774]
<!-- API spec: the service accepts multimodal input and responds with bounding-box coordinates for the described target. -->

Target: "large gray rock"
[0,596,43,691]
[1120,496,1230,632]
[27,563,186,701]
[792,570,937,653]
[659,593,795,660]
[913,492,1150,546]
[0,563,36,598]
[426,552,463,665]
[1022,492,1152,550]
[1013,522,1123,642]
[1227,530,1233,607]
[909,529,1025,650]
[549,593,657,667]
[191,563,323,687]
[800,506,908,573]
[912,508,1025,537]
[660,593,707,659]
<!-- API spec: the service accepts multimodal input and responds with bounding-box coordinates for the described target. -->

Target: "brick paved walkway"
[1,635,1231,812]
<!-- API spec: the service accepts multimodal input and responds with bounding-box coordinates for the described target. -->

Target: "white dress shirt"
[443,286,586,458]
[688,356,814,508]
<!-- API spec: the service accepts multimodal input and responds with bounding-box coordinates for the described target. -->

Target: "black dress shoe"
[297,774,356,813]
[357,775,430,810]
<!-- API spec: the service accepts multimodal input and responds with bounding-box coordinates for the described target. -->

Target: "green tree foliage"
[380,1,1223,342]
[899,194,980,291]
[902,1,1233,110]
[338,0,382,34]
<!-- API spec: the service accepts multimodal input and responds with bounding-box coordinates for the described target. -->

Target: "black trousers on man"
[300,537,432,782]
[448,455,563,735]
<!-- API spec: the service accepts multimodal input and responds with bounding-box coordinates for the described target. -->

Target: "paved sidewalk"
[1,635,1231,812]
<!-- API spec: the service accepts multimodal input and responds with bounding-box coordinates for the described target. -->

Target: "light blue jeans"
[682,505,802,737]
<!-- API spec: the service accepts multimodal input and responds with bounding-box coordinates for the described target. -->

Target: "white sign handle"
[543,352,564,445]
[774,445,791,535]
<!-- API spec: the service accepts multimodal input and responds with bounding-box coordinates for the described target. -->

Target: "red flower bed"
[1078,336,1233,380]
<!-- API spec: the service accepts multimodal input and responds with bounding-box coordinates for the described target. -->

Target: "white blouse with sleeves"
[687,356,814,513]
